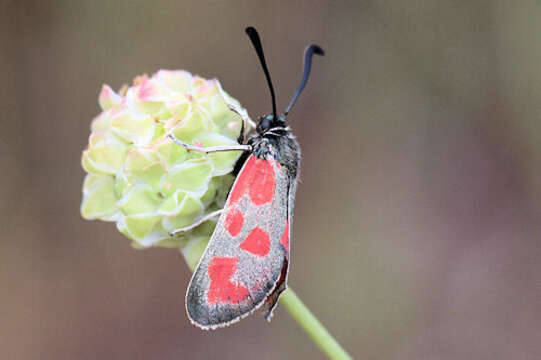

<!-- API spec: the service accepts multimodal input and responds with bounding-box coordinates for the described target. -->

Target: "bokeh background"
[1,1,540,359]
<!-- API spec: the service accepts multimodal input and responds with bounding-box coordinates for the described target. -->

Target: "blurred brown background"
[1,1,540,359]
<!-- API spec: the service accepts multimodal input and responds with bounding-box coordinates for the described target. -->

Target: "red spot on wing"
[228,156,277,206]
[280,220,290,251]
[228,156,256,205]
[207,257,249,305]
[249,159,276,205]
[225,208,243,236]
[241,227,270,257]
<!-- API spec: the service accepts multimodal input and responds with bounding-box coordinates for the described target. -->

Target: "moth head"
[257,113,286,132]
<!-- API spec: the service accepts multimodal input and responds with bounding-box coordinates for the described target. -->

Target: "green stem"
[279,288,353,360]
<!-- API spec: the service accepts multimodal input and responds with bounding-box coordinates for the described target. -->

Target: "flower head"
[81,70,250,260]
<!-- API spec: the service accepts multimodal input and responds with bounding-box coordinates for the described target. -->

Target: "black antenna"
[245,26,277,119]
[284,45,324,116]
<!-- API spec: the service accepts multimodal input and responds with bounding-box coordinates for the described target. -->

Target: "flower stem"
[279,288,353,360]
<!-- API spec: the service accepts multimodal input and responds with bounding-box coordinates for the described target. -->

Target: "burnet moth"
[168,26,324,329]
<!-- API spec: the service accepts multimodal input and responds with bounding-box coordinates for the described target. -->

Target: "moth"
[168,26,324,329]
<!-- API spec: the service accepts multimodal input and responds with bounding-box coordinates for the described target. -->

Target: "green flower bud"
[81,70,250,257]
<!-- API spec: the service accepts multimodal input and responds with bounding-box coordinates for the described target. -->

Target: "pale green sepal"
[81,174,120,221]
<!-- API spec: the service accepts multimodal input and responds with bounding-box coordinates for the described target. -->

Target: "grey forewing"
[186,132,300,328]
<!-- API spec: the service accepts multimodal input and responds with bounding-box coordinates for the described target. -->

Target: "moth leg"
[168,134,252,153]
[237,117,245,144]
[227,103,253,144]
[169,209,224,236]
[215,80,255,143]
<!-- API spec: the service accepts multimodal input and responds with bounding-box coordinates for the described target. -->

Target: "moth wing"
[186,154,293,329]
[260,168,297,320]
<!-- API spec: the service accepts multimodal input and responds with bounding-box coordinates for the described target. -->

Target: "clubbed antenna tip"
[245,26,277,119]
[284,44,325,116]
